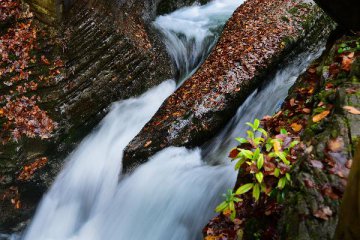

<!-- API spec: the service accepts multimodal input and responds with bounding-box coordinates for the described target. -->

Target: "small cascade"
[154,0,245,82]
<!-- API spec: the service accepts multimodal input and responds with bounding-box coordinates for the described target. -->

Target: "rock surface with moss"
[203,33,360,240]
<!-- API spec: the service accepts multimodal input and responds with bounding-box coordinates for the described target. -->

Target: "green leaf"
[268,152,277,158]
[276,152,290,165]
[236,183,254,195]
[253,184,260,201]
[289,140,299,149]
[253,148,260,161]
[235,158,246,170]
[257,154,264,170]
[286,173,291,181]
[254,119,260,130]
[229,201,236,220]
[233,197,242,203]
[338,48,344,54]
[247,130,255,139]
[266,143,273,152]
[246,122,254,130]
[258,128,268,137]
[241,149,253,159]
[235,137,248,144]
[280,129,288,135]
[277,177,286,189]
[274,168,280,178]
[215,201,228,212]
[256,172,264,183]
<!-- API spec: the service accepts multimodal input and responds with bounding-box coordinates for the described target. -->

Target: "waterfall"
[13,0,324,239]
[154,0,245,82]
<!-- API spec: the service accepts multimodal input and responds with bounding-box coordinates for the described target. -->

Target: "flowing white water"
[154,0,245,81]
[16,0,324,239]
[17,1,243,240]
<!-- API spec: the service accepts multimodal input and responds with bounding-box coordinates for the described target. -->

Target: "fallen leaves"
[290,122,302,132]
[312,110,330,122]
[17,157,48,181]
[0,0,63,143]
[313,206,333,220]
[327,138,344,152]
[343,106,360,115]
[341,52,354,71]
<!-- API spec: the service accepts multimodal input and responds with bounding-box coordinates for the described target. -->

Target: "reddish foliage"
[0,0,63,143]
[17,157,48,181]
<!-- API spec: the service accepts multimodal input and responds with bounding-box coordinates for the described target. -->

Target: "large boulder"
[123,0,335,172]
[0,0,205,232]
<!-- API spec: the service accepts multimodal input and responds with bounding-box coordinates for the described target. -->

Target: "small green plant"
[215,119,299,220]
[215,189,242,220]
[337,41,360,54]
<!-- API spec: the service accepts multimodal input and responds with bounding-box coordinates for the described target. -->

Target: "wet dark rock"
[314,0,360,31]
[0,0,204,233]
[203,34,360,240]
[123,0,335,173]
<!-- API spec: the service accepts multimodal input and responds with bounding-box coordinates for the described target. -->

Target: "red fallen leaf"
[304,179,315,188]
[229,148,239,158]
[343,106,360,115]
[289,98,296,107]
[341,52,355,71]
[346,160,352,169]
[307,68,316,74]
[264,161,276,173]
[313,206,333,220]
[310,160,324,169]
[322,185,340,200]
[41,55,50,65]
[317,102,325,107]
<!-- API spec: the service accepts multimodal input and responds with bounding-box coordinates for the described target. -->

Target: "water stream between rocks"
[10,0,323,239]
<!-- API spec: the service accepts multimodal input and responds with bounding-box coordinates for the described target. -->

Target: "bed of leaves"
[0,0,64,144]
[203,35,360,240]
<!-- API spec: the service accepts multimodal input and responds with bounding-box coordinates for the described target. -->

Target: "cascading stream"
[154,0,245,82]
[15,0,324,239]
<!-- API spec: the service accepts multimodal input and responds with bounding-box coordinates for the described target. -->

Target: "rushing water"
[154,0,245,82]
[13,0,324,239]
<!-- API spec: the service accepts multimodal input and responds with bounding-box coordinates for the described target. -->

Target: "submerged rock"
[123,0,335,172]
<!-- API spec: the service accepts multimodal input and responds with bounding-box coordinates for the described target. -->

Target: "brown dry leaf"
[144,140,152,148]
[346,160,353,169]
[291,122,302,132]
[289,98,296,107]
[302,108,311,114]
[341,53,354,71]
[343,106,360,115]
[327,138,344,152]
[312,110,330,122]
[313,206,333,220]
